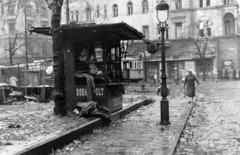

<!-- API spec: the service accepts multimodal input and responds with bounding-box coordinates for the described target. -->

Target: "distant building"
[0,0,52,66]
[86,0,240,80]
[61,0,95,24]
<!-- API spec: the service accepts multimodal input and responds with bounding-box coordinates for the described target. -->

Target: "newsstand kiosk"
[30,23,144,113]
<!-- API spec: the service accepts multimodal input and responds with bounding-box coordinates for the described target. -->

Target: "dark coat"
[184,74,199,97]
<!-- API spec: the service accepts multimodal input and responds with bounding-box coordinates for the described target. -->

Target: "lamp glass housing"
[157,10,169,23]
[156,1,169,23]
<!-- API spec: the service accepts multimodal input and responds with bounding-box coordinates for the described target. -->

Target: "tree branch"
[188,37,203,59]
[12,33,19,48]
[12,43,25,55]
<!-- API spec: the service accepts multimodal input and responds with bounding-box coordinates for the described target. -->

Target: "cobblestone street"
[174,80,240,155]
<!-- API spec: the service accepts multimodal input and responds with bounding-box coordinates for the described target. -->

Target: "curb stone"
[170,94,199,155]
[152,95,197,155]
[14,98,154,155]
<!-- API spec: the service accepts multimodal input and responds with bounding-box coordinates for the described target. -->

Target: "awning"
[29,23,144,44]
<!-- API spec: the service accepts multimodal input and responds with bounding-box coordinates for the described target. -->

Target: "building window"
[97,5,99,18]
[86,7,91,20]
[127,1,133,15]
[206,0,210,6]
[104,5,107,18]
[197,59,212,73]
[224,13,235,35]
[71,11,74,20]
[75,10,79,21]
[113,4,118,17]
[175,0,182,10]
[206,20,211,36]
[224,0,234,5]
[8,4,15,15]
[225,20,231,34]
[142,25,149,39]
[175,22,183,39]
[142,0,148,13]
[199,0,203,7]
[8,22,15,34]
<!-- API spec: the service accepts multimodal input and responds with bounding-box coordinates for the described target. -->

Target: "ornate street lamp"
[156,0,170,125]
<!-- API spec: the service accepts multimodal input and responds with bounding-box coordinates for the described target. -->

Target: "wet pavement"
[174,80,240,155]
[51,94,193,155]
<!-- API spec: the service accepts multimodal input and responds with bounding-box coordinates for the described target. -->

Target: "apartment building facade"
[80,0,239,80]
[0,0,52,66]
[61,0,95,24]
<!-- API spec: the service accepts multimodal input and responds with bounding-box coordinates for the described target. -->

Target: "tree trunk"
[9,51,13,66]
[51,0,66,115]
[202,58,206,81]
[9,37,13,66]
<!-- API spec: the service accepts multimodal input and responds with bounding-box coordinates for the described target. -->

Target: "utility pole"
[24,0,29,69]
[66,0,69,24]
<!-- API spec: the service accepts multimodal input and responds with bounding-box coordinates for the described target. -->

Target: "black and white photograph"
[0,0,240,154]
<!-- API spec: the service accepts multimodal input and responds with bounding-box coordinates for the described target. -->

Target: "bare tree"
[0,0,48,65]
[45,0,66,115]
[0,0,46,25]
[4,33,24,66]
[186,22,214,81]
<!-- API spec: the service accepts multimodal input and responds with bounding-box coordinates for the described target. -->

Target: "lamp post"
[156,0,170,125]
[24,0,29,69]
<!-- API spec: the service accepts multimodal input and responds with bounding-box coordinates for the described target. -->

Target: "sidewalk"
[11,94,195,155]
[50,95,195,155]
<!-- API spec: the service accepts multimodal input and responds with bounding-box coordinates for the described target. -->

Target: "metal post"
[160,23,170,125]
[177,60,179,84]
[66,0,69,24]
[0,69,6,102]
[17,62,20,86]
[24,0,29,69]
[174,59,179,85]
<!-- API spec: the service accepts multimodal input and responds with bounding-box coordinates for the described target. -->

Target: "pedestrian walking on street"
[184,70,200,103]
[228,67,233,80]
[218,68,222,80]
[236,68,239,80]
[156,80,162,95]
[224,68,228,79]
[181,70,185,83]
[222,68,225,79]
[154,72,157,85]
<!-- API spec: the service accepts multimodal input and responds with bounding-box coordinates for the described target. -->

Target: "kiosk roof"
[30,22,144,41]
